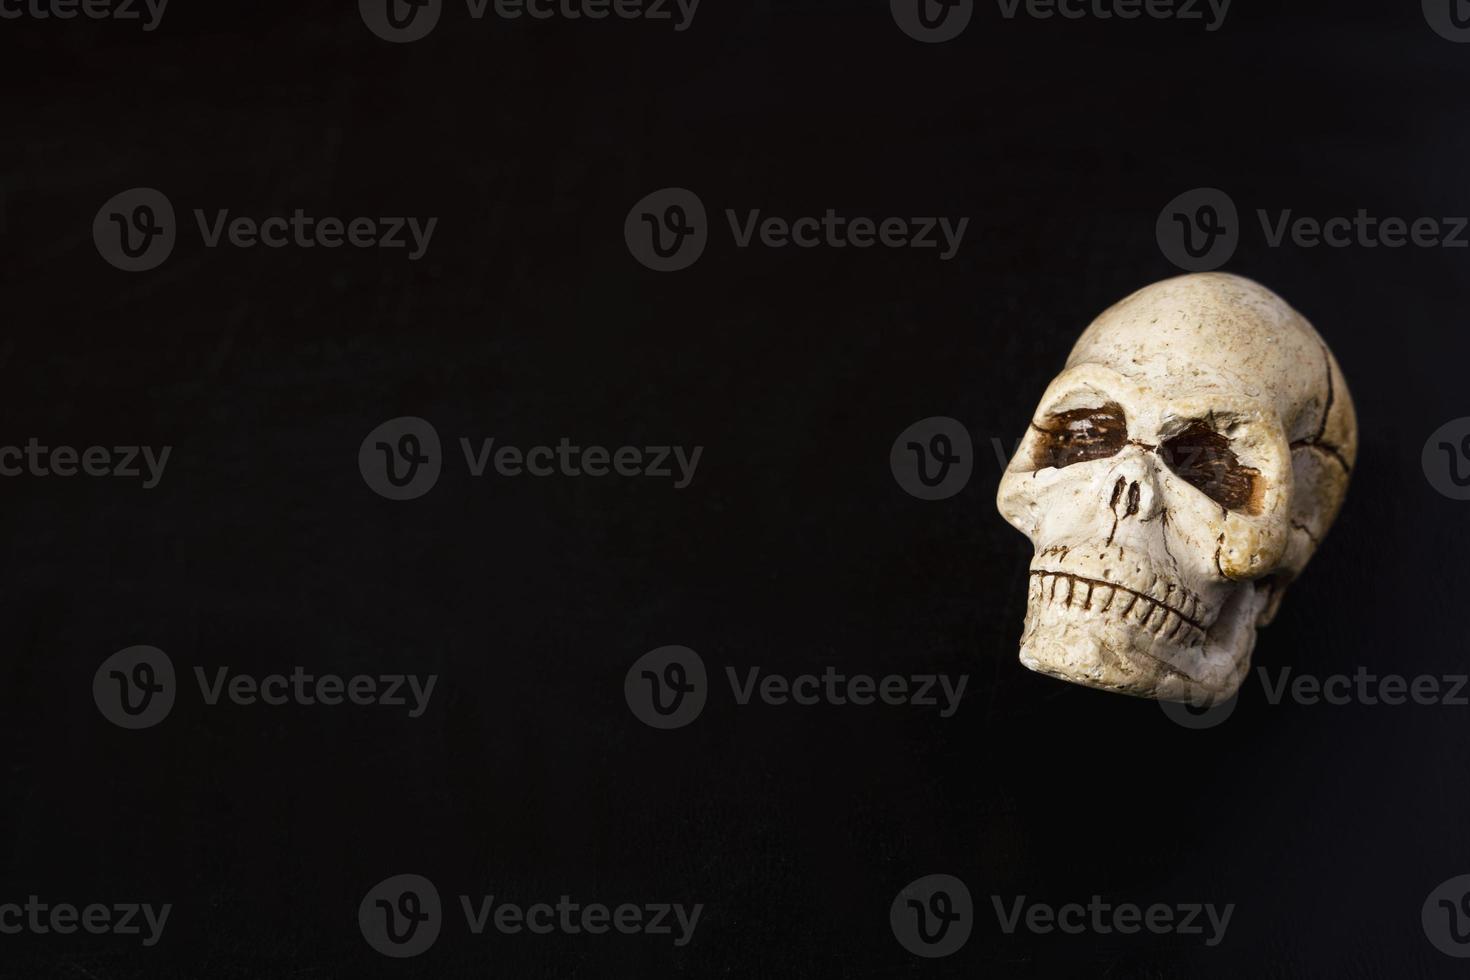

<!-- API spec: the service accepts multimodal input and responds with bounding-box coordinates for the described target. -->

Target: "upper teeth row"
[1029,570,1206,645]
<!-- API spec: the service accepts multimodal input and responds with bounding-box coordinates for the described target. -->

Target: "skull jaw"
[1018,579,1262,704]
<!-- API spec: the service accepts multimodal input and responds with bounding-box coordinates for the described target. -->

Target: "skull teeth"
[1029,570,1206,646]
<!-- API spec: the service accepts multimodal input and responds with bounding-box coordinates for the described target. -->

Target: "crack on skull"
[1311,340,1335,445]
[1105,477,1124,545]
[1290,520,1321,547]
[1157,509,1180,566]
[1291,439,1352,473]
[1287,341,1351,473]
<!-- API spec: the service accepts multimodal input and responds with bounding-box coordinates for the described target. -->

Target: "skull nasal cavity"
[1109,476,1141,517]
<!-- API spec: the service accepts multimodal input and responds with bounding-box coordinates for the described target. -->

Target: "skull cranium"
[996,273,1356,704]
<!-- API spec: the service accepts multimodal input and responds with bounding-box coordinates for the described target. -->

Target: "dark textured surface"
[0,1,1464,976]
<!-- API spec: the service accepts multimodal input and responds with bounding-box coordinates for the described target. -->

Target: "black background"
[1,0,1467,976]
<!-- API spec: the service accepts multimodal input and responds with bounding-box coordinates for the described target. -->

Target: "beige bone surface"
[997,273,1356,704]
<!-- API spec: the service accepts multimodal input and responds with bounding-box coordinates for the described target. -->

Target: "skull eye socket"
[1159,421,1263,514]
[1031,403,1128,470]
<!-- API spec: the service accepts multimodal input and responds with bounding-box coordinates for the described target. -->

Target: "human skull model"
[996,273,1356,704]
